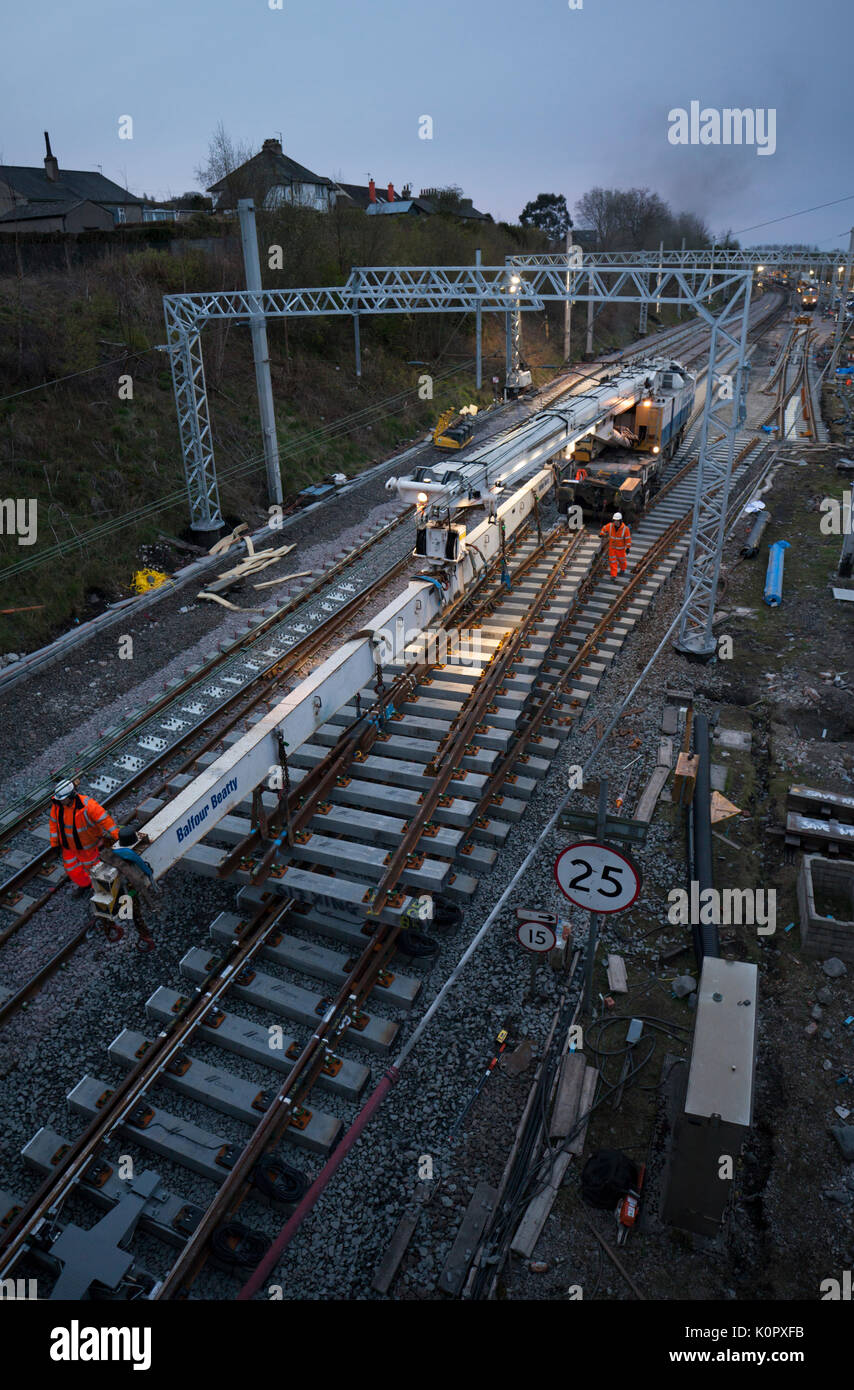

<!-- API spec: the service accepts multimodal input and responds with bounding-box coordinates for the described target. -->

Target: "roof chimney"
[44,131,59,183]
[261,137,282,155]
[368,178,376,203]
[387,182,395,202]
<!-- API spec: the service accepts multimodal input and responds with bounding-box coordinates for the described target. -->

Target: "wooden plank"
[634,765,670,823]
[514,1060,598,1259]
[510,1152,573,1259]
[549,1052,587,1139]
[672,752,700,807]
[788,784,854,822]
[661,706,679,735]
[606,953,628,993]
[438,1182,497,1296]
[566,1066,598,1156]
[657,736,674,767]
[371,1203,422,1294]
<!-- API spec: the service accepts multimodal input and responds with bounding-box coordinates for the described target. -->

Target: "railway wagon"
[558,362,695,518]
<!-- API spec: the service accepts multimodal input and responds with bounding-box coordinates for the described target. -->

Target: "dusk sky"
[3,0,850,249]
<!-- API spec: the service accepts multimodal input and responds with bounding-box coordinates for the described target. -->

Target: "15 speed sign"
[554,841,642,914]
[516,919,557,953]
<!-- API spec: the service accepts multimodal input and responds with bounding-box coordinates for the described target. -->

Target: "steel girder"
[675,276,753,656]
[164,268,543,530]
[340,265,542,314]
[164,298,221,531]
[508,249,847,272]
[164,254,756,656]
[503,252,760,655]
[501,262,762,305]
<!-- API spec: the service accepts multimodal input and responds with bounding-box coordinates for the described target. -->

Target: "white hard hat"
[54,779,76,800]
[613,512,623,522]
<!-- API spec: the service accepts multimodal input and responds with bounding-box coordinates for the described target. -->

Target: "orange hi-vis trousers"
[49,794,118,887]
[600,521,632,578]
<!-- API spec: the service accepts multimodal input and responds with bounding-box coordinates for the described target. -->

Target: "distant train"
[797,278,819,310]
[557,361,696,518]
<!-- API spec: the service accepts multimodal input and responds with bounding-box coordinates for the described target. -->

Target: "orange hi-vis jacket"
[49,793,118,885]
[600,520,631,560]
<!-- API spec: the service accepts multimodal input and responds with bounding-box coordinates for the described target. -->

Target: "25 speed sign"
[554,841,642,914]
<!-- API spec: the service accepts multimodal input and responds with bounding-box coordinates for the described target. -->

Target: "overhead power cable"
[729,194,854,239]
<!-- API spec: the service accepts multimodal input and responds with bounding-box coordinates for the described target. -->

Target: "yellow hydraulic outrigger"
[433,407,476,450]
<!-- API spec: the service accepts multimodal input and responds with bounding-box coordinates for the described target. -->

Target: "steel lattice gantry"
[499,248,848,656]
[503,258,759,656]
[163,244,847,660]
[163,268,544,534]
[507,248,848,272]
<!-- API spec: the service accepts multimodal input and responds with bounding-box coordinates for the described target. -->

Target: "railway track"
[0,309,752,1008]
[0,297,789,1299]
[0,511,418,932]
[761,308,829,442]
[0,404,770,1299]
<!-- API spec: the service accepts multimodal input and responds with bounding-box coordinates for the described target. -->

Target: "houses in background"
[208,136,492,223]
[0,131,494,235]
[0,133,147,233]
[207,137,336,213]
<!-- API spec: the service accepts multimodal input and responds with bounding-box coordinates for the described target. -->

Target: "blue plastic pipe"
[764,539,790,606]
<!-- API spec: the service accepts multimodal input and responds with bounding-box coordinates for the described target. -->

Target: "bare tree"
[195,122,256,210]
[576,187,710,251]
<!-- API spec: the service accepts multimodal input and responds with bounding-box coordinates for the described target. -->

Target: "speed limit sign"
[516,920,557,953]
[554,841,642,914]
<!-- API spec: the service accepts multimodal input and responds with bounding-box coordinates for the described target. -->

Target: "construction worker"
[600,511,632,580]
[49,780,118,897]
[98,829,159,949]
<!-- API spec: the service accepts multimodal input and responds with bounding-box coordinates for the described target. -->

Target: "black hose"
[252,1158,308,1205]
[211,1223,270,1267]
[692,713,719,963]
[685,793,703,967]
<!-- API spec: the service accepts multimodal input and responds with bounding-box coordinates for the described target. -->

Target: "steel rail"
[0,892,294,1278]
[214,511,568,885]
[0,506,415,880]
[153,523,588,1296]
[229,468,736,1297]
[0,547,417,1025]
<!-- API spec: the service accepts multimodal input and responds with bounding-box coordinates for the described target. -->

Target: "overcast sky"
[2,0,850,249]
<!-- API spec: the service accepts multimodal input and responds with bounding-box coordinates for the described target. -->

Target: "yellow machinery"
[131,567,169,594]
[433,407,476,450]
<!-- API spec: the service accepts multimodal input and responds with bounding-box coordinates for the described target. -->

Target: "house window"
[113,206,126,224]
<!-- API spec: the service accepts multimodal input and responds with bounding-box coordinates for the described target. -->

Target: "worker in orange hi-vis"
[49,779,119,898]
[600,511,632,579]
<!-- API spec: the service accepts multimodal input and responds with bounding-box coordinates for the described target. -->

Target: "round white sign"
[516,920,557,953]
[553,841,642,914]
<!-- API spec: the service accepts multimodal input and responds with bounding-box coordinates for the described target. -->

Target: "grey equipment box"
[662,956,758,1237]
